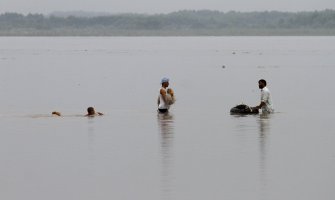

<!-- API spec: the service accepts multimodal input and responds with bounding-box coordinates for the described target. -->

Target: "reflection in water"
[157,112,175,200]
[87,119,96,171]
[230,114,252,132]
[257,114,271,200]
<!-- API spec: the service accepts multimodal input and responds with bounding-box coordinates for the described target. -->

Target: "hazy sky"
[1,0,335,14]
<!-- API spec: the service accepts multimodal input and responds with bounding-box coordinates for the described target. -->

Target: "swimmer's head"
[52,111,61,116]
[87,107,95,115]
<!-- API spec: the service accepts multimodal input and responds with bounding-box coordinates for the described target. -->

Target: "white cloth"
[260,87,274,113]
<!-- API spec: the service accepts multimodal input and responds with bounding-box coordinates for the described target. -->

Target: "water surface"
[0,37,334,200]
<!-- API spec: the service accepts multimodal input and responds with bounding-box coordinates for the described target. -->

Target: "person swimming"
[52,111,61,116]
[85,107,103,117]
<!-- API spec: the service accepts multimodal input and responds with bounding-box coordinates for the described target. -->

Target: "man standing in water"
[158,77,175,113]
[255,79,274,114]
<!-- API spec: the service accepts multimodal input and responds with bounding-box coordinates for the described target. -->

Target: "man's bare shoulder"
[160,88,167,95]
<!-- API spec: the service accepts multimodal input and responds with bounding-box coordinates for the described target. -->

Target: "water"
[0,37,335,200]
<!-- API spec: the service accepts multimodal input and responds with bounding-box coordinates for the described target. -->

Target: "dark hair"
[258,79,267,86]
[87,107,94,113]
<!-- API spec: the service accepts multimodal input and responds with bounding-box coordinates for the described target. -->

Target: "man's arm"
[256,101,266,110]
[160,88,168,104]
[166,88,176,105]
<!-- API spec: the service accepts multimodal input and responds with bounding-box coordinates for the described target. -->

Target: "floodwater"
[0,37,335,200]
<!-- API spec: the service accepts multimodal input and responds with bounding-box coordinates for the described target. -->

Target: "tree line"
[1,10,335,36]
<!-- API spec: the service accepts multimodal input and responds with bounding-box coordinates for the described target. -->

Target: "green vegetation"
[1,10,335,36]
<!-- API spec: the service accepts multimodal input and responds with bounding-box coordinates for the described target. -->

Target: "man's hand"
[167,88,174,96]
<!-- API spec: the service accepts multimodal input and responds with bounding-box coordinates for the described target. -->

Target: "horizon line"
[1,9,334,16]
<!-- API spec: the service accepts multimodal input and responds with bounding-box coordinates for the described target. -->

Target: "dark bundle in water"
[230,104,259,114]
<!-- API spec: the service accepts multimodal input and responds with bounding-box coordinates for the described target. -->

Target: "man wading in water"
[254,79,274,114]
[157,77,175,113]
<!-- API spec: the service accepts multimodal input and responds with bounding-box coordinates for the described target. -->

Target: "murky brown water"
[0,37,335,200]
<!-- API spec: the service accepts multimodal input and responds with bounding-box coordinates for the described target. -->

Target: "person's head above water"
[87,107,96,115]
[52,111,61,116]
[258,79,267,89]
[86,107,103,116]
[161,77,169,88]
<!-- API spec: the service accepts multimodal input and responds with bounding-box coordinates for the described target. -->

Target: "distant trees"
[1,10,335,36]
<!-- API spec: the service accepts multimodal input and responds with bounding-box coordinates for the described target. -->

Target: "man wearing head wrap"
[157,77,175,113]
